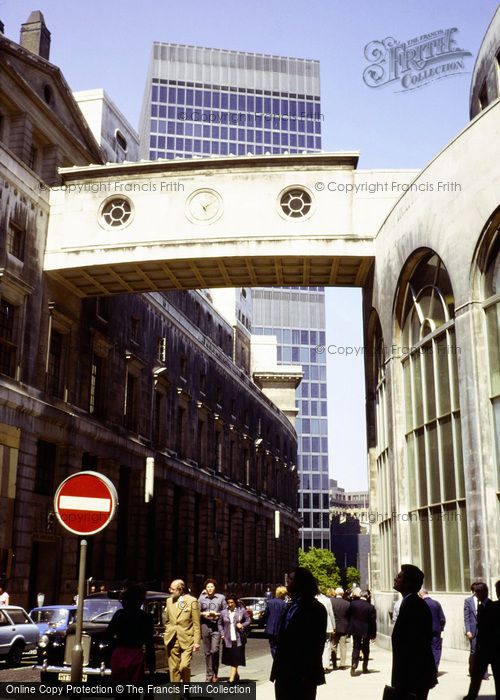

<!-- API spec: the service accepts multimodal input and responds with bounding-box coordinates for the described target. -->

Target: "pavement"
[253,643,498,700]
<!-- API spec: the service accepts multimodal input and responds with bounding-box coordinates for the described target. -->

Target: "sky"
[1,0,498,490]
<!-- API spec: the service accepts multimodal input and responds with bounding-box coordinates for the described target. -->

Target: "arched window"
[400,252,469,591]
[483,228,500,485]
[372,319,392,589]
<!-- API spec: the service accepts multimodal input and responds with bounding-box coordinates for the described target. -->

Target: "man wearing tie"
[463,582,500,700]
[164,579,201,681]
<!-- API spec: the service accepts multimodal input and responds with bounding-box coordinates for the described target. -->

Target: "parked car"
[240,597,267,627]
[0,606,40,666]
[35,591,168,684]
[29,605,77,636]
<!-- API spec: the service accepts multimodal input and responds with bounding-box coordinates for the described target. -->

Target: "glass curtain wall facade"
[252,288,330,550]
[139,43,321,160]
[139,42,328,551]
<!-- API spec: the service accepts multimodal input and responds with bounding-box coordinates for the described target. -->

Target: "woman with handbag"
[218,594,251,682]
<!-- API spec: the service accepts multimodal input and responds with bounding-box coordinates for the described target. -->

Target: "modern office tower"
[139,43,321,160]
[252,288,330,550]
[139,43,329,551]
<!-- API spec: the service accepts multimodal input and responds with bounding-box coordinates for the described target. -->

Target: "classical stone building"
[365,7,500,653]
[0,13,300,608]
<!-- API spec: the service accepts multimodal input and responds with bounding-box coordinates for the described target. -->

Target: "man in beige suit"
[164,579,201,681]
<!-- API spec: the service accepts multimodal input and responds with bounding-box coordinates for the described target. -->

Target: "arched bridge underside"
[44,153,414,296]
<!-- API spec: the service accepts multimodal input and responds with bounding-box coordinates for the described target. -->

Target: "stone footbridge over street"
[43,153,416,295]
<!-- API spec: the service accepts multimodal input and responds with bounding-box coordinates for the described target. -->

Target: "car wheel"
[6,642,24,667]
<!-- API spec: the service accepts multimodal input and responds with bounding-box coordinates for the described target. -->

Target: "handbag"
[382,686,417,700]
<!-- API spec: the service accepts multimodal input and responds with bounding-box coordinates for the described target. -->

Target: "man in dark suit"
[348,588,377,675]
[330,587,350,669]
[391,564,437,700]
[419,590,446,669]
[271,567,327,700]
[463,582,500,700]
[464,582,487,678]
[263,585,287,658]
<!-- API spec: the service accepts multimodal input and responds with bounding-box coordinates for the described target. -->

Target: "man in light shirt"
[164,579,201,681]
[0,585,9,606]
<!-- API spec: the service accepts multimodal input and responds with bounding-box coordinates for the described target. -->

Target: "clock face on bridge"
[186,188,223,223]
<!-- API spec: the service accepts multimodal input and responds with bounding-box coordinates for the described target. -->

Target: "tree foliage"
[345,566,361,588]
[298,547,341,592]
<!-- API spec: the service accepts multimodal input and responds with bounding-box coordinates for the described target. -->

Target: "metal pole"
[71,539,87,683]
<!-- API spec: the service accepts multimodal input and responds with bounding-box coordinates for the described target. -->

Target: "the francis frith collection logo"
[363,27,472,91]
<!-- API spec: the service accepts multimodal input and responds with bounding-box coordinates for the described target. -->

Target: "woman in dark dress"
[218,594,251,681]
[107,584,155,684]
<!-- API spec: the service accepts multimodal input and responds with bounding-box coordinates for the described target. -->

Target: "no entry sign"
[54,471,118,535]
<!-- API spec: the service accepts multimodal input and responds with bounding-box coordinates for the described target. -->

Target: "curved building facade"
[366,11,500,650]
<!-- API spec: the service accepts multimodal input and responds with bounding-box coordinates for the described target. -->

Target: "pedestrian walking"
[347,589,376,675]
[0,585,9,606]
[270,567,327,700]
[163,579,201,682]
[463,582,500,700]
[198,578,225,681]
[419,589,446,670]
[329,587,350,670]
[107,584,155,685]
[316,591,335,672]
[389,565,437,700]
[218,594,251,682]
[464,582,487,678]
[263,585,287,658]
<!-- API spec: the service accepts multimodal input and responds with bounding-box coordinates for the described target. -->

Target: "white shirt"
[0,591,9,606]
[229,610,237,642]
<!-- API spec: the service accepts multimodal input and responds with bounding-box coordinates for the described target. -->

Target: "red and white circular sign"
[54,471,118,536]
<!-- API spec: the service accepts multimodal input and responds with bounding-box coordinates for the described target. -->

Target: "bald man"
[164,579,201,681]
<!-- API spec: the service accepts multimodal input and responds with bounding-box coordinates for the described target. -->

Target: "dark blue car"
[29,606,77,636]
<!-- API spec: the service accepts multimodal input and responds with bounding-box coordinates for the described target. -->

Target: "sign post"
[54,471,118,683]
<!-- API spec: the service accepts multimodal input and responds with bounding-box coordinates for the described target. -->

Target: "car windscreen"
[82,598,122,623]
[31,609,69,625]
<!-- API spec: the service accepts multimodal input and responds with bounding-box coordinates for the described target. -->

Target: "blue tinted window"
[246,129,254,141]
[157,136,165,149]
[194,124,202,137]
[213,93,220,108]
[315,121,321,134]
[281,99,288,114]
[302,419,311,433]
[230,128,237,140]
[238,128,245,140]
[149,135,156,148]
[307,121,314,134]
[298,135,305,148]
[230,94,237,110]
[167,122,175,134]
[292,347,300,362]
[264,97,271,113]
[220,142,228,155]
[238,94,246,110]
[290,134,297,147]
[177,88,185,103]
[311,437,320,452]
[150,119,158,132]
[273,133,280,145]
[255,145,263,154]
[272,98,280,113]
[168,87,176,102]
[151,105,158,117]
[302,437,310,452]
[315,137,321,149]
[255,131,263,143]
[203,92,211,107]
[203,125,210,138]
[167,137,174,149]
[186,89,194,104]
[319,331,325,345]
[307,136,314,148]
[203,141,210,153]
[157,121,165,134]
[152,85,159,101]
[221,127,228,139]
[321,438,328,452]
[281,133,289,146]
[211,142,219,154]
[194,91,202,107]
[176,123,184,135]
[238,144,245,155]
[256,97,263,112]
[194,139,201,152]
[221,93,229,109]
[175,138,183,150]
[184,138,192,151]
[255,115,263,128]
[184,123,193,136]
[211,126,219,139]
[247,96,254,111]
[159,87,167,102]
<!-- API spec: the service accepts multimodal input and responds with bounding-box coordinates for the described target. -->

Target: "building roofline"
[151,40,320,65]
[58,151,360,179]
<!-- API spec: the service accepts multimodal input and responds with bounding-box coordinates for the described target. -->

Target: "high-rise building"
[139,43,329,551]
